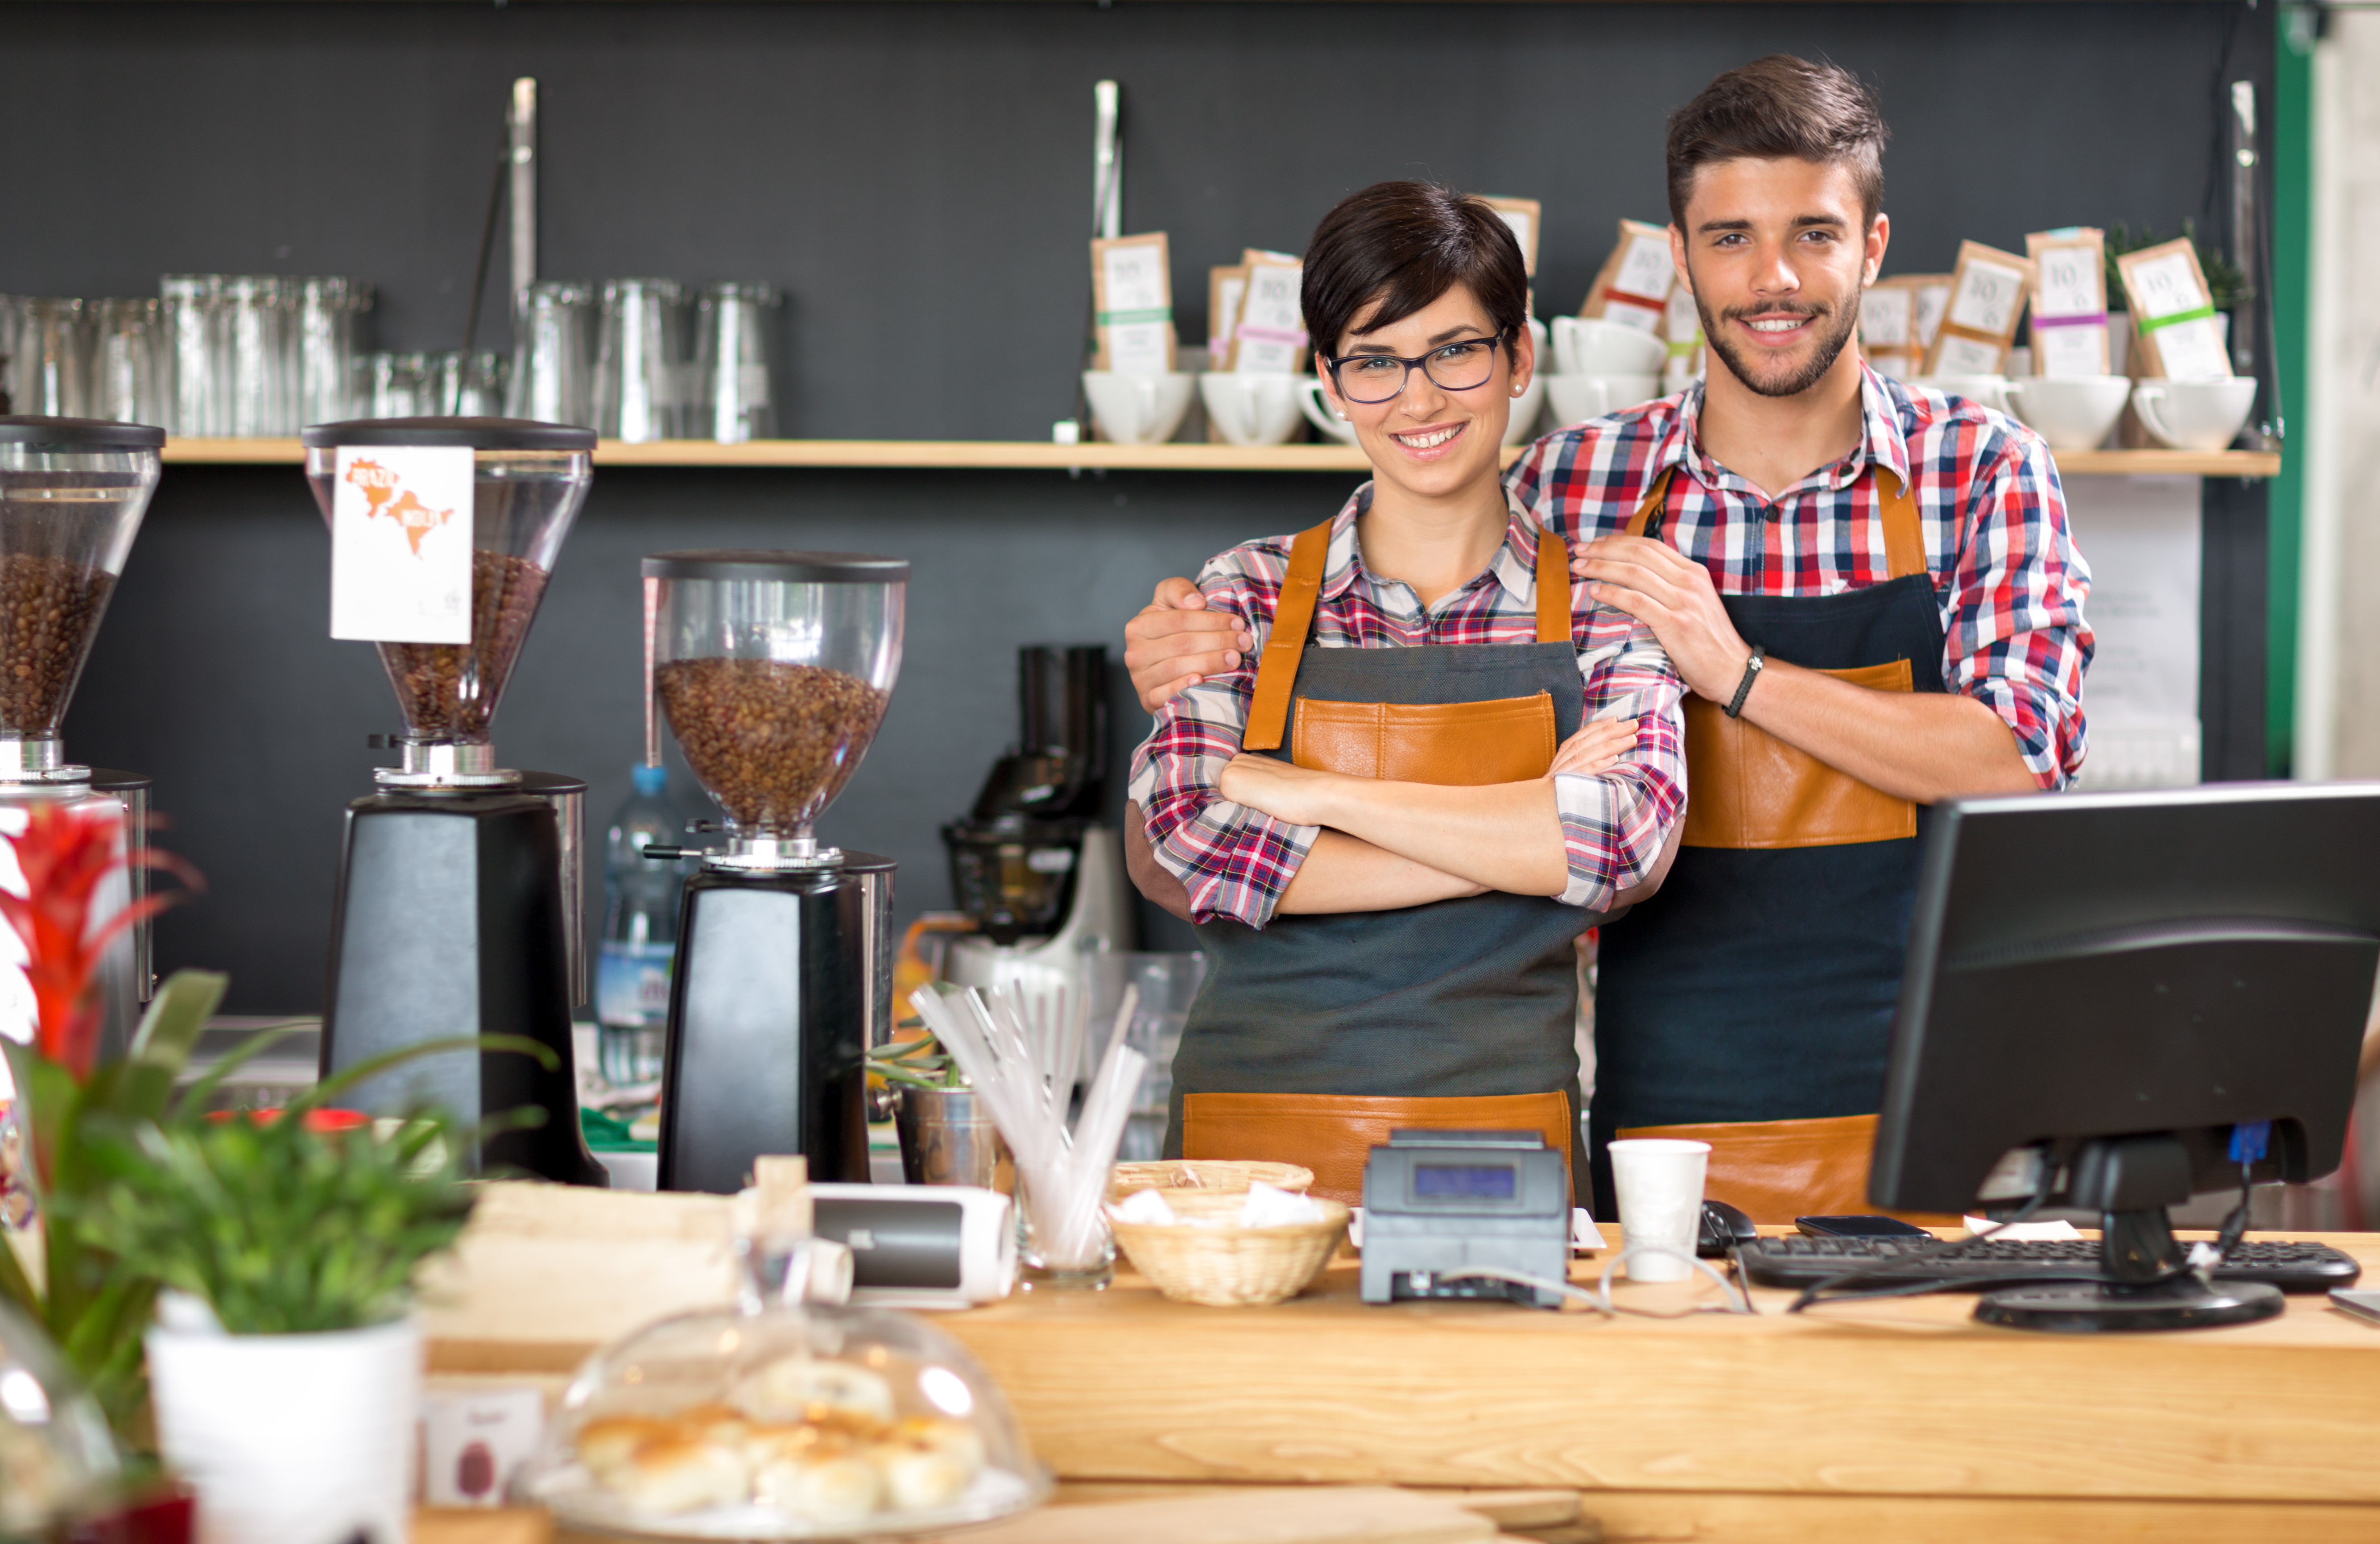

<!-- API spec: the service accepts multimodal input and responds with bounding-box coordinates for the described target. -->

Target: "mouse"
[1697,1199,1758,1256]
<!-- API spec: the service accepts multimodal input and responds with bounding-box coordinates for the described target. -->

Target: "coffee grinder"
[0,418,164,1060]
[303,418,603,1184]
[940,646,1133,1090]
[640,551,906,1194]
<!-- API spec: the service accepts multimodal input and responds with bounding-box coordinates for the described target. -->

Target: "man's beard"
[1696,288,1862,399]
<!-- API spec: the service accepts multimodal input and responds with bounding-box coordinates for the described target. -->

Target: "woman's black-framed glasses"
[1324,335,1503,405]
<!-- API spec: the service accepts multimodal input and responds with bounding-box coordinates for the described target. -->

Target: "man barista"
[1122,56,2092,1217]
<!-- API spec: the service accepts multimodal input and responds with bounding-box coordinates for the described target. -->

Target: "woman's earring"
[1335,410,1348,420]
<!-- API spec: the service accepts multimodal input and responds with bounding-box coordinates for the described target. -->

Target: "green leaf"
[295,1033,556,1115]
[109,970,230,1122]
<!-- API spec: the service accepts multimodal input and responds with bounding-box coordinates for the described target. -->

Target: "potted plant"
[77,1097,473,1544]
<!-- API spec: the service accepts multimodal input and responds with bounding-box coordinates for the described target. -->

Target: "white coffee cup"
[1081,370,1195,446]
[1200,372,1306,447]
[1547,373,1662,426]
[1910,374,2011,414]
[1293,373,1547,447]
[1552,315,1668,377]
[2002,375,2132,451]
[1607,1137,1710,1283]
[2130,377,2257,452]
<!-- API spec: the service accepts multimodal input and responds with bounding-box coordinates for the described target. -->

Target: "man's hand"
[1126,578,1253,712]
[1573,534,1752,701]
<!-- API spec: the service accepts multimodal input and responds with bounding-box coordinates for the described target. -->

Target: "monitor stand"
[1974,1205,2283,1333]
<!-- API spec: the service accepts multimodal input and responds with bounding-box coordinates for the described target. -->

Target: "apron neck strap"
[1242,517,1335,751]
[1627,464,1927,581]
[1534,527,1570,646]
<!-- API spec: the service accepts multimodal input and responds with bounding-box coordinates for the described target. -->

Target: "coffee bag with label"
[2026,228,2111,378]
[1091,232,1176,375]
[1922,241,2036,376]
[2116,237,2231,381]
[1579,218,1673,335]
[1225,250,1306,373]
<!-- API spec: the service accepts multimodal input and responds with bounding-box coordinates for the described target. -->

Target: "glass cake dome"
[517,1302,1046,1539]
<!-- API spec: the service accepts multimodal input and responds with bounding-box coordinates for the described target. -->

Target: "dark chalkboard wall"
[2,0,2267,1011]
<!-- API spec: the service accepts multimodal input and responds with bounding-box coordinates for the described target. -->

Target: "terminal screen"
[1414,1163,1516,1200]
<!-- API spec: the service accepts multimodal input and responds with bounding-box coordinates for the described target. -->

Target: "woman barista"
[1127,183,1688,1204]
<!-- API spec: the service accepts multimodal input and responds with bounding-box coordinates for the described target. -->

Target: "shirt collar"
[1320,482,1544,609]
[1661,361,1915,495]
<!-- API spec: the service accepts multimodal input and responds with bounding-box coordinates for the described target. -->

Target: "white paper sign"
[1914,283,1952,348]
[1933,334,2004,374]
[2035,247,2101,319]
[2062,473,2202,790]
[1861,287,1913,347]
[1614,233,1674,303]
[1948,259,2027,335]
[2037,323,2110,379]
[330,445,474,644]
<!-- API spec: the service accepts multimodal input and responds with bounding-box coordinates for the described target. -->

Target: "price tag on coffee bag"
[330,445,473,644]
[1580,218,1673,334]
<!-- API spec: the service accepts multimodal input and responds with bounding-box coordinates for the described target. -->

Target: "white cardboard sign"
[330,445,475,644]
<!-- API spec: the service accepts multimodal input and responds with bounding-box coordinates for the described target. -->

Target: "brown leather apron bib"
[1596,465,1945,1222]
[1173,514,1596,1205]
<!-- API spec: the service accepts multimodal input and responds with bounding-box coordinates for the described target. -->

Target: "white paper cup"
[1081,370,1195,445]
[1608,1137,1710,1283]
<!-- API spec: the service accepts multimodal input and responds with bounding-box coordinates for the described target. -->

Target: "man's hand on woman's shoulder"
[1125,577,1254,711]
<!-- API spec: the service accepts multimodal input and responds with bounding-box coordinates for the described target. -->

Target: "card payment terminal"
[1359,1129,1570,1308]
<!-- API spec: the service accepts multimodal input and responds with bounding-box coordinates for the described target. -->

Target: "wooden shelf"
[157,438,2281,479]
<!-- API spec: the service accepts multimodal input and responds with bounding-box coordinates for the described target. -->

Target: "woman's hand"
[1218,753,1348,828]
[1549,717,1639,778]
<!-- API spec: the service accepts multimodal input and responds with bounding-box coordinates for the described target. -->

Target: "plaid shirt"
[1508,365,2092,787]
[1129,493,1687,929]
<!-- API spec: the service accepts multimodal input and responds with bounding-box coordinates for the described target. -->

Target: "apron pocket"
[1293,692,1558,784]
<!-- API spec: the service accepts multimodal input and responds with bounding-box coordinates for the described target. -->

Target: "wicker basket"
[1105,1159,1314,1202]
[1110,1189,1350,1307]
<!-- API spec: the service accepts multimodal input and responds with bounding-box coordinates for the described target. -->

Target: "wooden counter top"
[926,1231,2380,1540]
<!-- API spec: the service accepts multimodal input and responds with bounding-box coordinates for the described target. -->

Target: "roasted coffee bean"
[378,550,549,739]
[656,658,888,831]
[0,553,114,733]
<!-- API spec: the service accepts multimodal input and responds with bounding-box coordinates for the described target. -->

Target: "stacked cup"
[1546,318,1666,426]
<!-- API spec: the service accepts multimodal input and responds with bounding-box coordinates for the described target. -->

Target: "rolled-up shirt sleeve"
[1127,553,1319,929]
[1945,430,2093,788]
[1553,603,1687,911]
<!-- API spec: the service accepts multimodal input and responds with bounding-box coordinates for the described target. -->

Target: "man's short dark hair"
[1302,181,1529,360]
[1665,55,1888,227]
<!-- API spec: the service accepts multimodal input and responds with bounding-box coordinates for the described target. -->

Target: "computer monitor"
[1870,781,2380,1330]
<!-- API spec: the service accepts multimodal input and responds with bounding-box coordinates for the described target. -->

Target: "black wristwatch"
[1723,646,1765,719]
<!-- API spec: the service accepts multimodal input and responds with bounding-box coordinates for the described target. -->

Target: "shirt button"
[1763,505,1780,523]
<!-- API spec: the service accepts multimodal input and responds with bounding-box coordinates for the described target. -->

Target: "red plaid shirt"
[1129,493,1687,929]
[1508,365,2092,787]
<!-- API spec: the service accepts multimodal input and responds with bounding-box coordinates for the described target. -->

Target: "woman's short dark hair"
[1665,56,1888,227]
[1302,182,1529,361]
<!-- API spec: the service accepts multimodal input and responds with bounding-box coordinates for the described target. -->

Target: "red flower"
[0,801,183,1080]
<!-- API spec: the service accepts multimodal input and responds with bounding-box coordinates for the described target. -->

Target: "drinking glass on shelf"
[692,282,781,442]
[221,275,293,437]
[17,298,93,418]
[296,277,371,428]
[507,281,596,429]
[161,274,227,437]
[429,350,509,415]
[91,298,164,426]
[594,278,690,442]
[0,296,21,415]
[362,351,430,419]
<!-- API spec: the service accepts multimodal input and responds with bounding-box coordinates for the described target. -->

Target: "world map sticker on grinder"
[328,443,475,644]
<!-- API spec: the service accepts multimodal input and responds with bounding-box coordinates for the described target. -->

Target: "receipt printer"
[810,1184,1017,1309]
[1359,1130,1570,1308]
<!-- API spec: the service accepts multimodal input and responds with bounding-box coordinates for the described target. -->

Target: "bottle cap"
[631,764,667,796]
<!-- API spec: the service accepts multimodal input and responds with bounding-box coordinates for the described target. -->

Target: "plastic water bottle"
[595,764,689,1086]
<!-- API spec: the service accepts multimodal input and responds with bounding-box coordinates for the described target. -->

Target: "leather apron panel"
[1590,466,1946,1218]
[1173,518,1597,1197]
[1187,1090,1574,1206]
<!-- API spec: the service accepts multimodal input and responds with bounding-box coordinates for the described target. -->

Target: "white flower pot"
[146,1311,419,1544]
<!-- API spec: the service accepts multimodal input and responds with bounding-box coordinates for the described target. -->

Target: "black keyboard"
[1734,1234,2362,1294]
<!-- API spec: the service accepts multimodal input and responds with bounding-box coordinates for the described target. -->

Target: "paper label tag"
[2128,250,2208,320]
[1914,283,1951,348]
[1614,233,1674,305]
[2152,315,2231,381]
[1948,258,2028,336]
[1933,334,2004,375]
[2037,323,2108,379]
[1861,286,1914,347]
[2035,246,2102,319]
[330,445,473,644]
